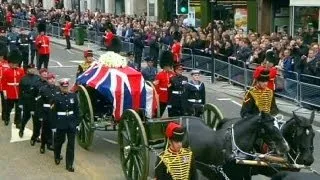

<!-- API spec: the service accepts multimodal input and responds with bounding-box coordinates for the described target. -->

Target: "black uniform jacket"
[37,84,59,123]
[19,74,41,111]
[168,74,188,107]
[240,87,279,118]
[52,92,80,130]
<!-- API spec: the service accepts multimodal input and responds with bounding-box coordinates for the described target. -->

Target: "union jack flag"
[77,62,158,121]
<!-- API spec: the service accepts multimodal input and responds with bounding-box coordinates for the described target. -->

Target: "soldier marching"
[17,28,30,69]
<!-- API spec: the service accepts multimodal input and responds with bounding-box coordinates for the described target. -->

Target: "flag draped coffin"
[77,62,158,120]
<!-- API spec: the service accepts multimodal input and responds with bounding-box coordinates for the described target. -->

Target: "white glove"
[182,81,187,85]
[76,126,80,131]
[18,105,23,109]
[52,129,57,133]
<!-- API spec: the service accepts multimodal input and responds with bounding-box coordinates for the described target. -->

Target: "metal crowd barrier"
[12,18,320,108]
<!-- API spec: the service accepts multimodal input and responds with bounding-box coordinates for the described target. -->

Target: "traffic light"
[176,0,189,15]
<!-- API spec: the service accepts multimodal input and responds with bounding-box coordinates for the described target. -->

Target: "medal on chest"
[70,98,74,104]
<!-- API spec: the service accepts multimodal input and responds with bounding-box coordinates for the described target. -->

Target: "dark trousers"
[5,99,21,124]
[30,49,36,65]
[37,54,49,70]
[0,92,6,121]
[20,51,29,68]
[20,108,40,140]
[54,128,76,168]
[66,35,71,49]
[134,53,142,71]
[168,105,184,117]
[41,109,52,147]
[159,102,167,117]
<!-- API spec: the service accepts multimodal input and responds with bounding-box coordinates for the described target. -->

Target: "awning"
[290,0,320,6]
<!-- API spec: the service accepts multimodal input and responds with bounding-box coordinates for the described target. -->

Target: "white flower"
[98,51,128,68]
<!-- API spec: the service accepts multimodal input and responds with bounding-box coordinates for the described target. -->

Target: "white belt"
[57,111,74,116]
[32,41,36,43]
[35,96,41,101]
[41,45,48,47]
[7,83,19,86]
[172,91,183,94]
[188,99,202,103]
[10,40,16,43]
[159,88,167,91]
[20,44,28,46]
[43,104,50,108]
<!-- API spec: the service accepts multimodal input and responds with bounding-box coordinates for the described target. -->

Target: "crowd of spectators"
[4,2,320,83]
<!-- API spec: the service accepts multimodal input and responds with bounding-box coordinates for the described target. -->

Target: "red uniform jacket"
[254,66,278,91]
[6,11,13,24]
[0,60,10,92]
[155,70,175,103]
[36,35,50,55]
[29,15,37,28]
[64,22,72,37]
[171,42,182,63]
[105,32,114,47]
[2,67,25,100]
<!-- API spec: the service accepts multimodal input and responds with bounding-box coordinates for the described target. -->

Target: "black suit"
[168,75,188,117]
[52,91,79,168]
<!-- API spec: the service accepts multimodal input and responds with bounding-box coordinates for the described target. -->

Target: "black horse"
[180,112,289,180]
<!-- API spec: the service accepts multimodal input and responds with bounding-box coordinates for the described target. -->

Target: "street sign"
[188,7,196,27]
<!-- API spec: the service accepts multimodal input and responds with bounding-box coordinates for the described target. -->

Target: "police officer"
[2,49,25,127]
[184,70,206,117]
[52,78,79,172]
[167,64,188,117]
[18,65,41,145]
[155,122,197,180]
[141,56,157,81]
[38,72,59,153]
[28,26,38,66]
[76,50,93,77]
[17,28,30,68]
[7,28,18,52]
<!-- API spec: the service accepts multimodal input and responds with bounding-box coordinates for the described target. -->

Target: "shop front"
[289,0,320,42]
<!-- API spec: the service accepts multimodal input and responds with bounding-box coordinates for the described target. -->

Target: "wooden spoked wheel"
[145,81,160,118]
[118,110,149,180]
[76,85,94,149]
[202,103,224,131]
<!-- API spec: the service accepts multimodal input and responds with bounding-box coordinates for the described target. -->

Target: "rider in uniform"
[184,70,206,117]
[2,49,25,127]
[52,78,79,172]
[76,49,93,77]
[154,50,175,117]
[241,69,279,118]
[167,63,188,117]
[17,28,30,69]
[0,42,9,122]
[155,122,197,180]
[38,72,59,153]
[19,64,41,146]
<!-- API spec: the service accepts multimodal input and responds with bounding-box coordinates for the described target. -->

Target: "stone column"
[87,0,93,11]
[105,0,115,14]
[133,0,147,16]
[43,0,55,10]
[64,0,72,10]
[125,0,134,15]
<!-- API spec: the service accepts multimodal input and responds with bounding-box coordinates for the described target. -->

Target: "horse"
[271,171,320,180]
[180,112,289,180]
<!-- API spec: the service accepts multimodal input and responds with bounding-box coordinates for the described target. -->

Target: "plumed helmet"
[173,31,182,41]
[255,69,270,82]
[265,49,277,65]
[0,42,8,57]
[8,49,22,64]
[166,122,185,142]
[159,50,174,68]
[37,22,46,33]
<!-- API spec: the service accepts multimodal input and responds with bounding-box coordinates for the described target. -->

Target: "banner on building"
[234,8,247,32]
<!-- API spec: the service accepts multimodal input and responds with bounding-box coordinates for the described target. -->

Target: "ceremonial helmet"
[8,49,22,65]
[159,50,174,69]
[173,31,182,42]
[65,15,71,22]
[265,49,277,65]
[255,69,270,82]
[37,21,46,34]
[84,49,93,57]
[166,122,185,142]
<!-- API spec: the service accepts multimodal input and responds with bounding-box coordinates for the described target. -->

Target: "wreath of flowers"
[98,51,127,68]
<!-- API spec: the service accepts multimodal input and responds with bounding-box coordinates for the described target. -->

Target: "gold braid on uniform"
[157,148,193,180]
[80,62,91,72]
[249,87,273,113]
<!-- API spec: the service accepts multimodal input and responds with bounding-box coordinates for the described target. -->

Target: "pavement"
[1,28,319,179]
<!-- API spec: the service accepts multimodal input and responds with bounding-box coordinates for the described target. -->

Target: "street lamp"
[210,0,217,83]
